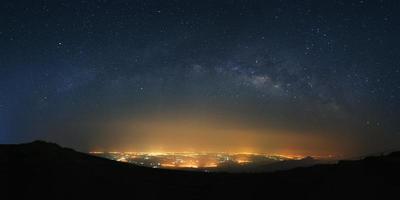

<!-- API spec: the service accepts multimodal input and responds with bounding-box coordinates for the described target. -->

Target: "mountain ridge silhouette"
[2,141,399,200]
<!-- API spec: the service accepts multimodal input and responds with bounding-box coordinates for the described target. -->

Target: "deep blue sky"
[1,0,399,155]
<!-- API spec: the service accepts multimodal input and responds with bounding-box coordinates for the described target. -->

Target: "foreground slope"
[1,141,399,200]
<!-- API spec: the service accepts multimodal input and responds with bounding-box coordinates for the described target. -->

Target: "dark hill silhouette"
[1,141,400,200]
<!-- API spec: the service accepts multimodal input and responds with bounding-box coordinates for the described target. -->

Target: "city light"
[89,151,324,171]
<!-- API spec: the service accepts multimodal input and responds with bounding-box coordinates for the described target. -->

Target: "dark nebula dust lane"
[1,0,400,157]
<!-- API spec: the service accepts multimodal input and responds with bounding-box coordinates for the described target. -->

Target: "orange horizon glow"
[87,111,359,159]
[89,151,338,160]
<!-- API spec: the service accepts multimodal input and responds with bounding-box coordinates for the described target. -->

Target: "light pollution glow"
[88,111,358,157]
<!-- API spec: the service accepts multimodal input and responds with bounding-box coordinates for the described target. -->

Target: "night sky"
[1,0,400,156]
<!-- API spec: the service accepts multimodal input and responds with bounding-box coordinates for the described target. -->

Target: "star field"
[0,0,399,155]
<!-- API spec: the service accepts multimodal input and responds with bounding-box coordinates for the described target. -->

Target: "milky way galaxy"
[1,0,399,157]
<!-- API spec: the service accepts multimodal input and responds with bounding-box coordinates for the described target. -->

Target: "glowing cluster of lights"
[89,151,318,170]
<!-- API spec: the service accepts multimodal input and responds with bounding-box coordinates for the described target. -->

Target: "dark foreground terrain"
[1,141,399,200]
